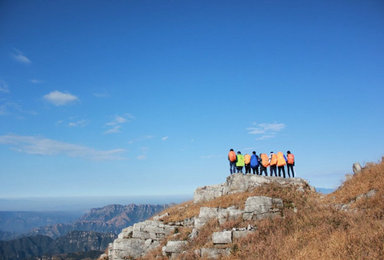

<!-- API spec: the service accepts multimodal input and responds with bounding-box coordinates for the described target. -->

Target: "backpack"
[250,154,259,168]
[260,153,270,167]
[244,154,251,164]
[228,151,237,162]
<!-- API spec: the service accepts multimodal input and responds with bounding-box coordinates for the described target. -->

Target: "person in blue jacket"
[250,151,259,175]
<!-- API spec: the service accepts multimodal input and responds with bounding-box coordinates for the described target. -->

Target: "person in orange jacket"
[276,151,287,178]
[286,151,295,178]
[259,153,269,176]
[228,149,237,174]
[244,153,251,174]
[269,151,277,177]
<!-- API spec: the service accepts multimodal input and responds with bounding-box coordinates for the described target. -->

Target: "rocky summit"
[102,174,313,260]
[194,173,313,203]
[101,160,384,259]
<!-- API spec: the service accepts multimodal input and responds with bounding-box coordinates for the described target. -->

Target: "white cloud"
[256,135,275,140]
[107,115,127,126]
[43,91,79,106]
[93,92,109,98]
[136,147,149,160]
[105,126,121,134]
[0,134,125,160]
[68,119,88,127]
[0,80,10,93]
[200,154,223,159]
[12,49,31,64]
[137,154,147,160]
[105,114,134,134]
[30,79,43,84]
[247,122,286,139]
[161,136,169,141]
[127,135,153,144]
[0,102,37,116]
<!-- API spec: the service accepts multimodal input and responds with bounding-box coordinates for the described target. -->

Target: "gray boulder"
[243,196,283,220]
[200,248,231,259]
[108,220,175,260]
[212,231,232,244]
[162,240,188,258]
[353,162,362,174]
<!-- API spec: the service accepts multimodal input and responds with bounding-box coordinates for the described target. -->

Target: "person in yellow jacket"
[276,151,287,178]
[259,153,269,176]
[269,151,277,177]
[236,151,245,174]
[244,153,251,174]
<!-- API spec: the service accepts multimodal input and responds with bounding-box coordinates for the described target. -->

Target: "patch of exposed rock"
[194,173,313,203]
[334,189,377,211]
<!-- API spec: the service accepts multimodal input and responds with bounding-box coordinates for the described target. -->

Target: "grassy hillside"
[141,157,384,259]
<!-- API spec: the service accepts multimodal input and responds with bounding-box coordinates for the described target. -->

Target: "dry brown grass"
[144,158,384,259]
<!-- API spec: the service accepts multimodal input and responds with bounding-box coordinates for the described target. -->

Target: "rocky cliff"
[102,159,384,259]
[103,174,313,259]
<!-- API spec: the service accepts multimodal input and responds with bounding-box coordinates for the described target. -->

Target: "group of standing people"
[228,149,295,178]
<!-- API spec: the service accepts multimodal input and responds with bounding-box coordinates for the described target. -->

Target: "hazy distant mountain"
[0,230,17,241]
[316,187,335,194]
[29,204,169,238]
[0,204,169,259]
[0,211,82,236]
[0,231,115,260]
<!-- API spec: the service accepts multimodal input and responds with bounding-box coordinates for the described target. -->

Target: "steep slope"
[103,158,384,260]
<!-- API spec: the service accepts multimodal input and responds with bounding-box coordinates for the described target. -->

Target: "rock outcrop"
[105,174,313,260]
[194,174,313,203]
[108,220,176,259]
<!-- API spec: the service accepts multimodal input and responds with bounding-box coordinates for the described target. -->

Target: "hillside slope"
[103,158,384,260]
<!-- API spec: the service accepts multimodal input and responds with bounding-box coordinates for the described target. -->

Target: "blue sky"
[0,0,383,200]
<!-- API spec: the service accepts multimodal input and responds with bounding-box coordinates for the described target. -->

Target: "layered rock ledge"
[194,173,313,203]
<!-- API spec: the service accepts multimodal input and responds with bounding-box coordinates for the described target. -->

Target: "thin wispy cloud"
[105,114,134,134]
[0,80,10,93]
[105,126,121,134]
[200,154,223,159]
[30,79,43,84]
[136,146,149,160]
[161,136,169,141]
[106,115,127,126]
[57,118,88,128]
[0,134,125,160]
[68,119,88,127]
[12,49,31,64]
[247,122,286,140]
[43,91,79,106]
[93,92,109,98]
[127,135,154,144]
[137,154,147,160]
[0,102,37,117]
